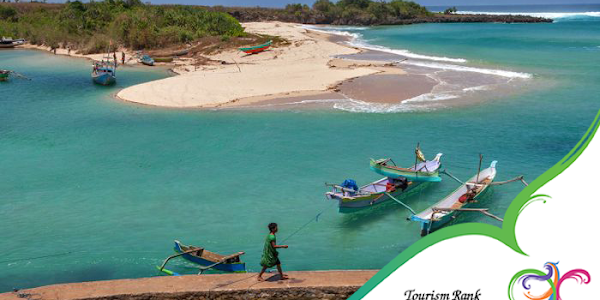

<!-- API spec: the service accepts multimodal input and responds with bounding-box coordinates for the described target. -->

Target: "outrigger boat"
[370,152,443,182]
[239,40,272,54]
[411,161,497,236]
[326,177,421,210]
[157,240,246,275]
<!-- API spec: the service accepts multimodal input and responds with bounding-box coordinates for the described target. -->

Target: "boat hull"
[174,241,246,273]
[370,163,441,182]
[239,41,272,54]
[411,161,497,236]
[0,40,24,48]
[92,72,116,85]
[0,74,8,81]
[326,178,424,211]
[413,186,493,235]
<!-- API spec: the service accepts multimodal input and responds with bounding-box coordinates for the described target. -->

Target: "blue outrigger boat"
[92,60,116,85]
[157,240,246,275]
[92,49,117,85]
[411,161,498,236]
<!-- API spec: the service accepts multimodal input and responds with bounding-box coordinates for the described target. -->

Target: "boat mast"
[476,153,483,184]
[414,142,420,179]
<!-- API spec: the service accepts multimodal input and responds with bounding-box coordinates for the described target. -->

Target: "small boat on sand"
[140,55,155,66]
[411,161,497,236]
[0,37,25,49]
[157,240,246,275]
[239,40,272,54]
[326,177,422,210]
[370,153,443,182]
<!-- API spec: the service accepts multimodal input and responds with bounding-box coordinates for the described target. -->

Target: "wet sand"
[336,74,437,104]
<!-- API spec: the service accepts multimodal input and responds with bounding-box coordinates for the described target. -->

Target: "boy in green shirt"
[258,223,289,281]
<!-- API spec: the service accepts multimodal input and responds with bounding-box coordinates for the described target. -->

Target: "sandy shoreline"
[0,270,376,300]
[115,22,421,109]
[18,21,534,111]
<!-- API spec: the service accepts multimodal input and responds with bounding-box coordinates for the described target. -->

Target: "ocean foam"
[402,93,459,103]
[301,25,362,39]
[333,98,422,113]
[463,85,491,92]
[457,11,600,19]
[401,60,533,79]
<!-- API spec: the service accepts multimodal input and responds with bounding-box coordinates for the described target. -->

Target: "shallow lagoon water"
[1,14,599,291]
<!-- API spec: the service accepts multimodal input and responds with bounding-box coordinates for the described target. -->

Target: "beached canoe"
[411,161,497,236]
[239,40,272,54]
[153,57,173,63]
[173,240,246,273]
[326,177,422,211]
[141,55,155,66]
[0,70,9,81]
[370,153,443,182]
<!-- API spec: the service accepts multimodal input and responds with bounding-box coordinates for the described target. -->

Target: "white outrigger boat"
[411,161,498,236]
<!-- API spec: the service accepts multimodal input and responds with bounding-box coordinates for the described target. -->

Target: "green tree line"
[0,0,245,53]
[285,0,431,24]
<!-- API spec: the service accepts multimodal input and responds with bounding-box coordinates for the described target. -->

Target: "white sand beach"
[116,22,397,108]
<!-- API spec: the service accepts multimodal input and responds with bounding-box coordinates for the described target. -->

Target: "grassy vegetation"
[0,0,245,54]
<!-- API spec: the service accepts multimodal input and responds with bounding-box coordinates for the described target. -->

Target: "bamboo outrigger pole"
[385,192,417,215]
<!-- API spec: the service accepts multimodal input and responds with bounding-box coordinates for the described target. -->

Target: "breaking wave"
[304,25,532,79]
[350,40,467,63]
[401,60,533,79]
[457,11,600,19]
[401,93,459,103]
[332,98,432,113]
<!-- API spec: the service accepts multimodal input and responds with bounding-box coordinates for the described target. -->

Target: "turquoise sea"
[1,6,599,291]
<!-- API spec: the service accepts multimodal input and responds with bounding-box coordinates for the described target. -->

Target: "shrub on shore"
[0,0,244,53]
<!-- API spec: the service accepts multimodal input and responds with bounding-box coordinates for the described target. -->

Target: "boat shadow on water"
[337,183,442,232]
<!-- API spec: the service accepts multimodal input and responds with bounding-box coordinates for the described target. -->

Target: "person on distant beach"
[113,52,118,66]
[122,52,126,65]
[258,223,288,281]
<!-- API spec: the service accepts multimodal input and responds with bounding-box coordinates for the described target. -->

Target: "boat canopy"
[341,179,359,194]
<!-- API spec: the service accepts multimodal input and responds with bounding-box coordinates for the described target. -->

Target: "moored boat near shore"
[411,161,497,236]
[92,59,117,85]
[164,240,246,273]
[0,37,25,49]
